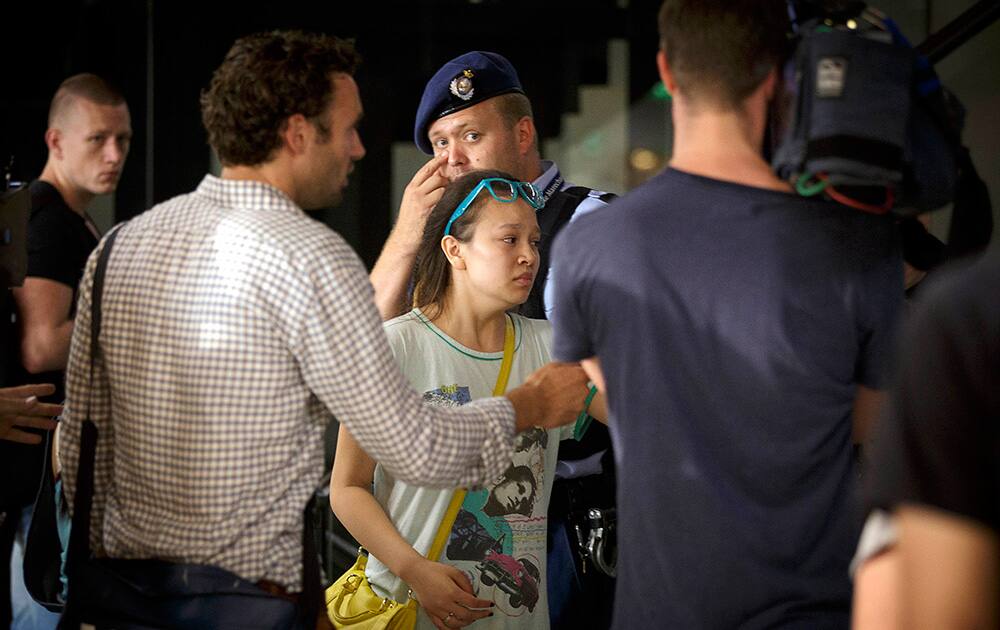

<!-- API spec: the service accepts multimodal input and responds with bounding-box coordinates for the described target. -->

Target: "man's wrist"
[506,386,541,433]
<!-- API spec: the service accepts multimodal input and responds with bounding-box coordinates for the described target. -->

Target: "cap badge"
[449,69,475,101]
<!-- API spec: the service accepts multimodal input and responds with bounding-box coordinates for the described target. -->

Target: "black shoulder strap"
[540,186,617,243]
[63,223,324,622]
[519,186,617,320]
[946,147,993,260]
[64,224,123,575]
[88,226,122,362]
[301,495,322,625]
[537,186,588,237]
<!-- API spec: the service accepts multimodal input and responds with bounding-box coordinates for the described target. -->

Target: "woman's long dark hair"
[412,169,518,319]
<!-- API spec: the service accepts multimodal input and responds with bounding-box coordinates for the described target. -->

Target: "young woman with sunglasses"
[330,170,604,629]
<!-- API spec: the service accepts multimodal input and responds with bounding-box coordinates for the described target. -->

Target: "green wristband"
[573,384,599,441]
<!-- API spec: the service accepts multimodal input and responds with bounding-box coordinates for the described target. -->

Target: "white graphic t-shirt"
[366,309,576,629]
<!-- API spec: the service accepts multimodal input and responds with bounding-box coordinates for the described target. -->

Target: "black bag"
[58,225,322,629]
[22,430,65,612]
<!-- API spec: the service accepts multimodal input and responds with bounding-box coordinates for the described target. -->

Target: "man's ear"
[281,114,310,156]
[441,235,466,270]
[45,128,62,159]
[515,116,536,157]
[656,50,677,95]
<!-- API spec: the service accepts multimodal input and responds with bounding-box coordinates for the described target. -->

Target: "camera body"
[772,1,963,216]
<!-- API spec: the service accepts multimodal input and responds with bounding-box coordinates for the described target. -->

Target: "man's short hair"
[492,92,533,128]
[200,30,361,167]
[48,73,126,126]
[658,0,789,109]
[489,93,540,156]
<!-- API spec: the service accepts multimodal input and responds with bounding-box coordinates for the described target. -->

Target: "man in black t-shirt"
[549,2,902,627]
[1,73,130,627]
[11,74,131,398]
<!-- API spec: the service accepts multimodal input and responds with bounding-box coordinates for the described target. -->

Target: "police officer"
[369,51,617,630]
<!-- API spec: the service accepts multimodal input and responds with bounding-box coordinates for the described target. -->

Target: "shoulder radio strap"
[521,187,617,320]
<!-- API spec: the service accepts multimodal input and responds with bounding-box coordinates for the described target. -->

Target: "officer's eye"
[433,138,448,149]
[464,131,480,142]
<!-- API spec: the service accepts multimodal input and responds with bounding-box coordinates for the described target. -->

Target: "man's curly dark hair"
[200,30,361,167]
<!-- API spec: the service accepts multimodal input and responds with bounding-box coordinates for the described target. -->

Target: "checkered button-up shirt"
[60,175,516,589]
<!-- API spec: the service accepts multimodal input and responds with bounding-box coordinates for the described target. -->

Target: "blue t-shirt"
[550,168,902,629]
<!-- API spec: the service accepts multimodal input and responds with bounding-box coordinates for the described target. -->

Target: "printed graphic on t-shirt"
[436,420,550,617]
[422,384,472,406]
[475,550,543,616]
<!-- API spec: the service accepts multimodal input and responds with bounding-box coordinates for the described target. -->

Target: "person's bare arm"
[370,155,448,320]
[580,356,608,423]
[330,425,492,627]
[853,548,901,630]
[0,384,62,444]
[12,277,75,373]
[587,391,608,425]
[581,357,605,393]
[853,385,886,446]
[897,504,999,630]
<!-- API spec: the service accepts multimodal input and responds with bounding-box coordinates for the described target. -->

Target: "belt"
[256,579,301,604]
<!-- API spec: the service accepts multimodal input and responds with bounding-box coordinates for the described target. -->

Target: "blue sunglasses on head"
[443,177,543,236]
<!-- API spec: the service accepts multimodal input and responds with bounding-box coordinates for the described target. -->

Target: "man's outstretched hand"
[507,362,590,433]
[0,384,62,444]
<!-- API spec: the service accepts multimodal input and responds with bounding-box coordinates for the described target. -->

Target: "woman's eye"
[502,237,516,244]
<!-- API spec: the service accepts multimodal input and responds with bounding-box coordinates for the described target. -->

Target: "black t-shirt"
[20,180,100,400]
[866,250,1000,531]
[26,181,99,307]
[552,168,903,629]
[0,181,98,511]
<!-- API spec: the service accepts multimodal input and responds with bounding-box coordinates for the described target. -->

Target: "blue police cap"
[414,51,525,155]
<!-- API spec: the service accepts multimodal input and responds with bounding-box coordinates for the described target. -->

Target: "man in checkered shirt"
[58,31,588,601]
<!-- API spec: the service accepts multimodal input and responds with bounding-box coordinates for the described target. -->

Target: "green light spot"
[651,81,671,101]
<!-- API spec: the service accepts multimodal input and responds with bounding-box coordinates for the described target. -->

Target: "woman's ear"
[441,235,466,270]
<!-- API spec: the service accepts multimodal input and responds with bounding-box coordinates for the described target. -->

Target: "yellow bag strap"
[492,314,516,397]
[426,314,516,563]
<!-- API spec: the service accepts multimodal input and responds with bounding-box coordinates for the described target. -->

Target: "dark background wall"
[1,0,661,267]
[4,1,996,262]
